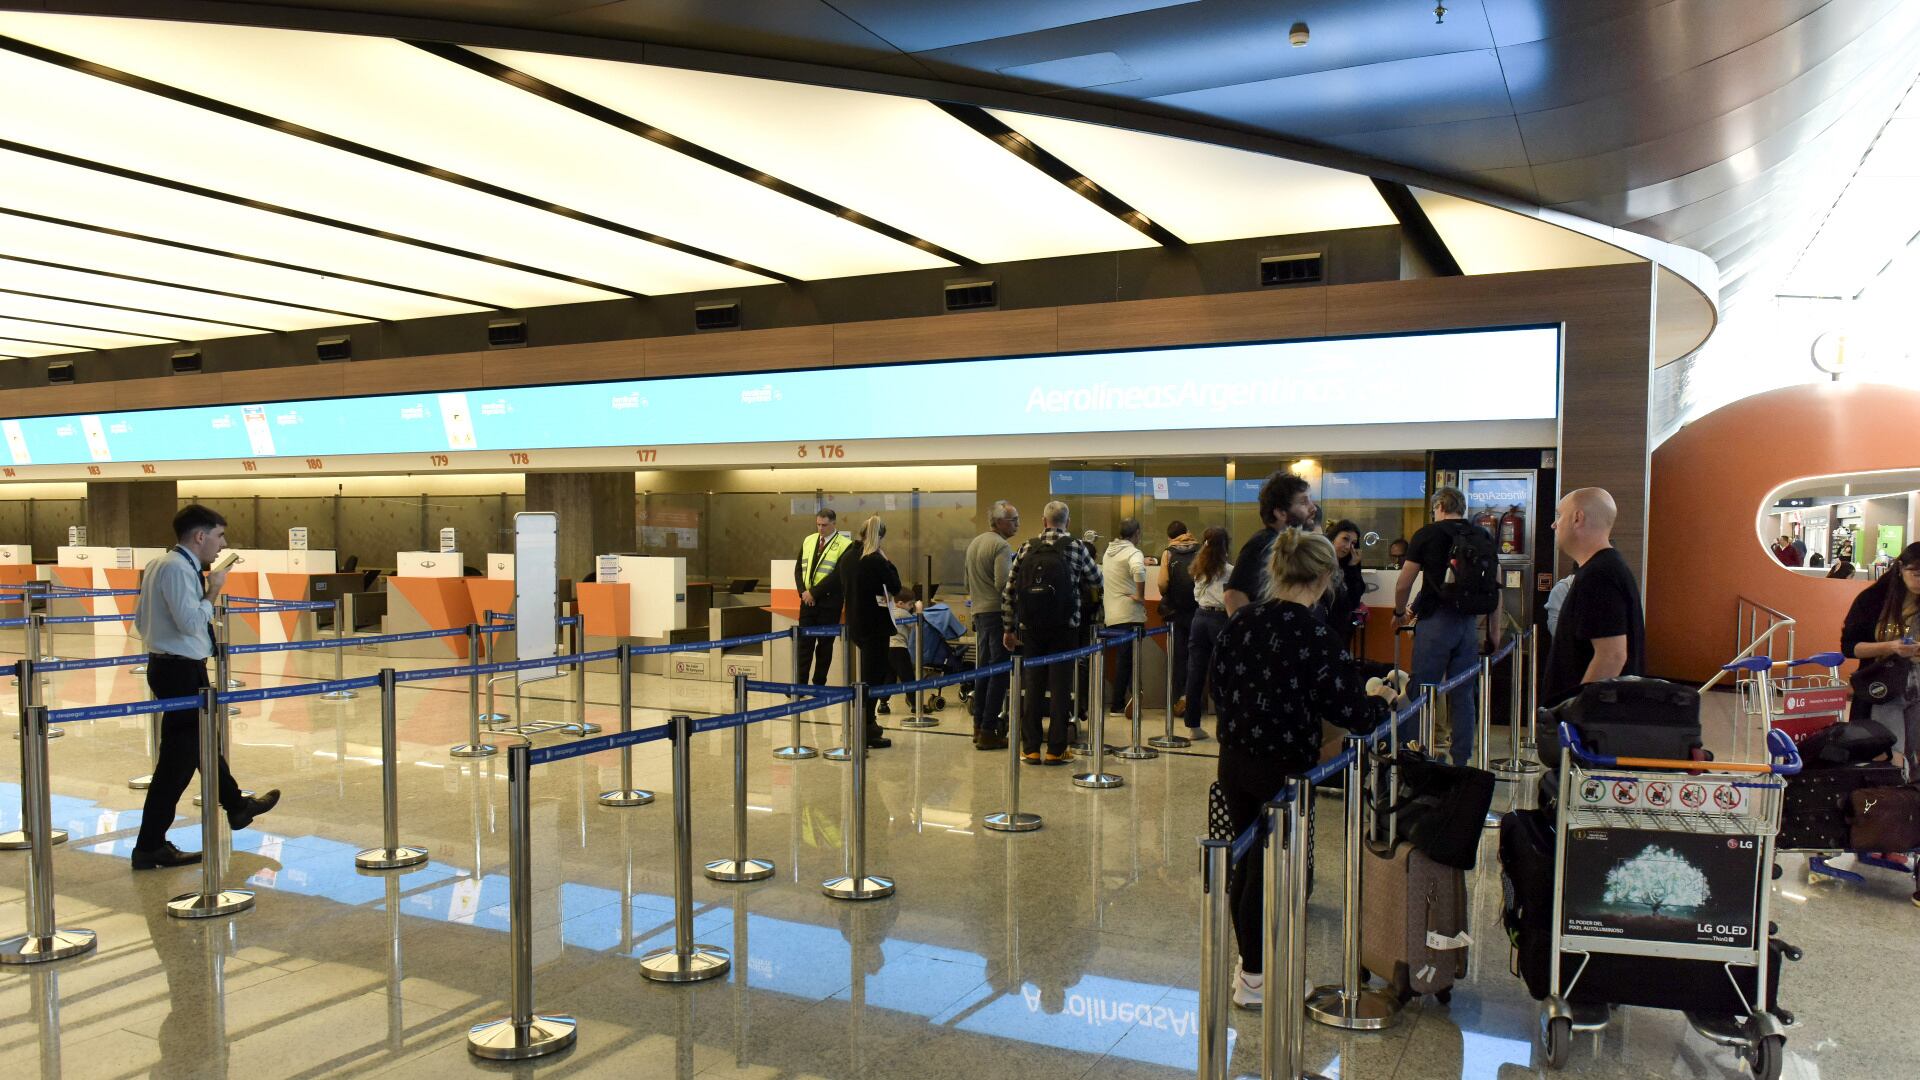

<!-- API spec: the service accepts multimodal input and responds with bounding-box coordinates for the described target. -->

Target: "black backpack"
[1015,537,1075,634]
[1161,547,1198,617]
[1436,521,1501,615]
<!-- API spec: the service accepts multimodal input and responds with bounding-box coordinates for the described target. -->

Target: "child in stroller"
[875,593,971,714]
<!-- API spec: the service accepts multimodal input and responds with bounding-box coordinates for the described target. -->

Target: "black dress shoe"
[865,732,892,749]
[227,788,281,831]
[131,842,203,870]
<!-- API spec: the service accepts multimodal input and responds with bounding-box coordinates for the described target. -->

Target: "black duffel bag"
[1391,750,1496,870]
[1800,718,1897,768]
[1537,676,1701,770]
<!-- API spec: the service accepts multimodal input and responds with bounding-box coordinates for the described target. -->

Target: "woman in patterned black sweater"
[1212,527,1388,1009]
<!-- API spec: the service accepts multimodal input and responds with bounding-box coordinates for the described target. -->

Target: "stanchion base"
[319,689,359,701]
[1115,744,1159,760]
[1492,757,1543,775]
[982,811,1042,833]
[354,845,429,870]
[225,706,240,718]
[129,774,152,790]
[823,747,852,762]
[704,857,775,882]
[478,712,509,724]
[772,745,819,760]
[225,679,245,689]
[822,874,895,900]
[638,945,731,982]
[449,743,499,759]
[166,889,256,919]
[1071,771,1124,790]
[1484,812,1503,829]
[1069,739,1090,753]
[1305,985,1402,1030]
[597,789,655,807]
[0,829,68,850]
[131,664,146,674]
[0,929,97,965]
[565,723,604,736]
[897,715,939,728]
[1147,734,1192,749]
[467,1015,577,1060]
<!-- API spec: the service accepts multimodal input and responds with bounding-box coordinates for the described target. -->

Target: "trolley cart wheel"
[1435,987,1452,1006]
[929,694,946,711]
[1748,1033,1784,1080]
[1543,1015,1572,1069]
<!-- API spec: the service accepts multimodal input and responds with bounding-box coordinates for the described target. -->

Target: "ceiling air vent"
[694,301,741,332]
[46,360,75,384]
[170,349,203,374]
[315,335,352,362]
[1260,253,1323,287]
[944,280,997,312]
[487,319,528,349]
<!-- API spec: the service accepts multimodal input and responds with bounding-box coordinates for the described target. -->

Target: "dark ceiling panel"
[825,0,1204,55]
[1150,48,1512,139]
[1321,115,1534,178]
[1478,0,1661,49]
[542,0,906,69]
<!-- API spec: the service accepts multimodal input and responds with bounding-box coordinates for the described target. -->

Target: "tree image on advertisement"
[1601,845,1712,915]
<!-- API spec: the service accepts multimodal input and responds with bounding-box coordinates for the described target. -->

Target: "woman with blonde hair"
[839,514,901,749]
[1210,527,1389,1008]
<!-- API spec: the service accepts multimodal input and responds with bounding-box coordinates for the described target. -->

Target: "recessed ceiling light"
[1289,22,1309,47]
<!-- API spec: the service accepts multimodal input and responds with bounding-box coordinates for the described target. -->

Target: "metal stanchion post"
[1477,656,1503,827]
[707,677,774,881]
[1072,649,1123,789]
[0,703,95,964]
[322,594,357,700]
[23,615,60,741]
[213,602,241,714]
[1149,624,1188,749]
[1196,837,1230,1080]
[2,657,65,850]
[129,710,158,790]
[1286,784,1325,1080]
[567,619,599,735]
[824,625,853,762]
[1523,628,1540,751]
[822,685,894,900]
[1306,737,1401,1029]
[1069,653,1089,753]
[167,686,254,918]
[899,615,937,728]
[356,669,429,869]
[1495,630,1540,774]
[641,714,733,980]
[983,656,1041,832]
[451,624,497,759]
[773,626,818,760]
[1116,627,1156,759]
[599,645,653,806]
[1262,798,1290,1080]
[1419,682,1439,751]
[467,743,576,1059]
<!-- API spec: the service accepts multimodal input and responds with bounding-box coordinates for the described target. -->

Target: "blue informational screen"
[1323,470,1426,501]
[1229,479,1265,505]
[1050,471,1134,496]
[0,326,1558,467]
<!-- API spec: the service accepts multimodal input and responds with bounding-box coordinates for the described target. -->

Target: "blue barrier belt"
[529,722,673,765]
[48,694,201,723]
[227,624,468,655]
[37,654,148,672]
[390,648,618,684]
[626,629,788,655]
[1019,638,1107,670]
[41,612,135,625]
[867,657,1016,698]
[44,586,141,598]
[1145,625,1171,637]
[798,624,842,638]
[0,617,26,628]
[694,692,854,735]
[224,675,382,704]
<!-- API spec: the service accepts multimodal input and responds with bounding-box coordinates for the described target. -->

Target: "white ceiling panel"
[983,108,1396,242]
[0,15,948,281]
[0,315,163,351]
[0,49,771,298]
[0,291,269,343]
[0,210,480,322]
[1411,189,1644,276]
[0,257,336,333]
[477,47,1159,263]
[0,149,610,311]
[0,337,74,358]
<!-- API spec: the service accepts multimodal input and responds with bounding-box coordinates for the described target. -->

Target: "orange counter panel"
[390,577,477,659]
[576,582,630,638]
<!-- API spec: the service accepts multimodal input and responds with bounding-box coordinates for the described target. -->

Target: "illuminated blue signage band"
[0,326,1557,467]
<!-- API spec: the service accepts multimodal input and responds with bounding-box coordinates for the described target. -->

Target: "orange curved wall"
[1647,381,1920,683]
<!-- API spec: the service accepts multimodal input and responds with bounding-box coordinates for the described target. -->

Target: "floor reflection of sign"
[1562,828,1760,949]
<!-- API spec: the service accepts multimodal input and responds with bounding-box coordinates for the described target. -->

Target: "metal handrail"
[1701,597,1796,693]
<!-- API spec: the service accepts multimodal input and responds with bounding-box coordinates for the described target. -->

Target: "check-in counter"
[1356,568,1421,666]
[384,552,475,660]
[766,557,843,686]
[0,545,34,603]
[53,545,165,639]
[222,549,339,644]
[580,555,710,676]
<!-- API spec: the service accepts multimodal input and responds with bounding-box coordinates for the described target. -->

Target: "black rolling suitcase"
[1536,677,1702,770]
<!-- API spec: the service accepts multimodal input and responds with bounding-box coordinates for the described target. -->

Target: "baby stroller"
[876,601,972,714]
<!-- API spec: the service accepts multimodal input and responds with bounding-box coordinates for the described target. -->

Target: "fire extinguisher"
[1499,505,1525,555]
[1473,507,1499,535]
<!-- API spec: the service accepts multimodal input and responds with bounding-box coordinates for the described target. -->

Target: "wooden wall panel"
[115,376,231,410]
[1056,289,1325,353]
[344,352,486,395]
[219,365,345,403]
[646,325,831,377]
[1,382,116,415]
[831,308,1058,367]
[485,340,645,387]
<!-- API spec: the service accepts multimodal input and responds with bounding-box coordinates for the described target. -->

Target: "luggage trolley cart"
[1739,652,1850,749]
[1540,719,1803,1078]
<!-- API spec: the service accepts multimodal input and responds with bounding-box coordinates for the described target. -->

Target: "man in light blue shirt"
[131,504,278,869]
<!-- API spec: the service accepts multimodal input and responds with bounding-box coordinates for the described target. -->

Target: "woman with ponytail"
[840,515,900,749]
[1211,527,1391,1008]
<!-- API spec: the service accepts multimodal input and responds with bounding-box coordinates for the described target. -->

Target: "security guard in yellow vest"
[794,508,852,685]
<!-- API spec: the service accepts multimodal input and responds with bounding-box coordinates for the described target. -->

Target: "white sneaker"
[1232,968,1264,1009]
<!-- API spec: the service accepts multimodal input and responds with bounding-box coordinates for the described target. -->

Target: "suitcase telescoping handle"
[1558,722,1802,776]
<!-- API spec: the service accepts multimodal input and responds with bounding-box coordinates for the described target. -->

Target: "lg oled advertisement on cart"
[1560,829,1761,950]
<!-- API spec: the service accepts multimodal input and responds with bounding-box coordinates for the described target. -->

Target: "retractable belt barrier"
[38,653,148,672]
[40,612,135,625]
[228,624,468,655]
[36,586,141,599]
[1,617,31,628]
[48,695,202,724]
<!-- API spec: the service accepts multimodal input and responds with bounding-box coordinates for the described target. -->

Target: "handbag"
[1849,655,1910,705]
[1846,785,1920,851]
[1390,750,1496,871]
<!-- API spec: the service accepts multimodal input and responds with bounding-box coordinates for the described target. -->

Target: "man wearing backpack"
[1003,500,1100,764]
[1393,486,1502,765]
[1158,521,1201,716]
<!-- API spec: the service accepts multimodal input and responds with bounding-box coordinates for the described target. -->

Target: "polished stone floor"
[0,629,1915,1079]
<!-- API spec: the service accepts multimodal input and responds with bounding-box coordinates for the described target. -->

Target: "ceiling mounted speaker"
[315,336,352,362]
[46,360,75,384]
[1260,253,1323,286]
[944,280,997,312]
[694,301,740,332]
[170,349,203,374]
[487,318,528,349]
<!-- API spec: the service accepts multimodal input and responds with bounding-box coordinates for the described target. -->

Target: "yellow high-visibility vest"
[801,531,851,589]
